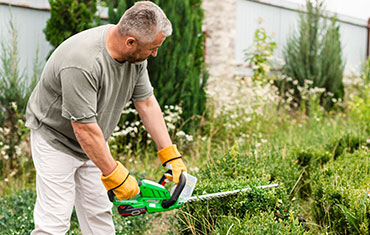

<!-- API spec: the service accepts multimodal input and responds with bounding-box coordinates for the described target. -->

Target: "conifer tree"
[44,0,97,57]
[282,0,344,110]
[109,0,207,131]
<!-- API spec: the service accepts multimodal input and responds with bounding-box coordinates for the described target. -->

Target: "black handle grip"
[161,171,186,209]
[108,180,142,202]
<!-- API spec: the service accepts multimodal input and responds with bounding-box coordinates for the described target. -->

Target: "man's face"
[126,32,166,64]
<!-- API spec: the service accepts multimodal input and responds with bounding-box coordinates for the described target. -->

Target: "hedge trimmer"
[108,170,278,217]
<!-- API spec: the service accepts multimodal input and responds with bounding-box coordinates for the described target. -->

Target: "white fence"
[0,0,107,78]
[236,0,370,76]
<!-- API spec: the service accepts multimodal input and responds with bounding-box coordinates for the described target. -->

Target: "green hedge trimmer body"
[109,170,278,217]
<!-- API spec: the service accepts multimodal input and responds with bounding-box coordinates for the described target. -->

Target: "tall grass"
[0,13,40,192]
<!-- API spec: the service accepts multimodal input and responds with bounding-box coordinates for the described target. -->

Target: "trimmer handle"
[159,170,186,208]
[107,180,142,203]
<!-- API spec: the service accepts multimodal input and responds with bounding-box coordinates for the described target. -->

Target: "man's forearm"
[71,121,117,176]
[134,95,172,150]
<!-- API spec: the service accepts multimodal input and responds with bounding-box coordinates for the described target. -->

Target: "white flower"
[185,134,193,142]
[176,131,186,137]
[305,80,313,85]
[15,146,21,156]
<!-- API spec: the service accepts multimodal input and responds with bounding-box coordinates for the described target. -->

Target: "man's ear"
[125,36,137,49]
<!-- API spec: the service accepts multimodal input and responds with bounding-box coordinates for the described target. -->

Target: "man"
[26,1,187,234]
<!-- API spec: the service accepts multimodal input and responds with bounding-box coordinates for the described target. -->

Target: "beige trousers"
[30,129,115,235]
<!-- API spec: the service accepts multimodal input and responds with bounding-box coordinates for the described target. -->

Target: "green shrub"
[337,193,370,235]
[325,132,370,159]
[108,0,207,132]
[281,0,344,111]
[310,151,370,234]
[214,210,311,235]
[293,148,332,198]
[44,0,97,57]
[176,143,296,234]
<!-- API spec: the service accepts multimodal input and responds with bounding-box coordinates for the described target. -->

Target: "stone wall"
[202,0,238,112]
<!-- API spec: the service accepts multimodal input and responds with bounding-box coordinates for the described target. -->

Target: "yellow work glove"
[158,145,187,184]
[101,161,139,200]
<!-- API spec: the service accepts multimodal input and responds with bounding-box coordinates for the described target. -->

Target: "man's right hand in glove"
[101,161,139,200]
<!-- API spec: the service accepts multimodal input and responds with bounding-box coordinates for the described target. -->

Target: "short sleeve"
[60,67,98,123]
[132,62,154,101]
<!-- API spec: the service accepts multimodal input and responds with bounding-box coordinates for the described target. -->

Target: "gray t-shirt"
[26,25,153,160]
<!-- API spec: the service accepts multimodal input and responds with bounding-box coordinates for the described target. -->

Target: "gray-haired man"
[26,1,187,234]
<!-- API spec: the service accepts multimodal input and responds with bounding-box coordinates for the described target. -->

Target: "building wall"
[202,0,237,87]
[0,0,107,78]
[0,1,52,78]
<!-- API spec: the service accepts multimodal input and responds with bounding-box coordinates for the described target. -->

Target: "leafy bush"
[214,210,311,235]
[293,148,332,198]
[176,143,298,234]
[337,193,370,235]
[108,0,207,132]
[325,132,370,159]
[310,151,370,234]
[44,0,97,56]
[281,0,344,111]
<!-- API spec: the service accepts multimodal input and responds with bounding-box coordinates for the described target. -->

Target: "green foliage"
[214,211,311,235]
[349,59,370,125]
[310,151,370,234]
[361,57,370,83]
[326,132,370,159]
[0,15,39,125]
[108,0,207,132]
[44,0,97,56]
[337,193,370,235]
[0,190,35,234]
[0,189,153,234]
[281,0,344,111]
[107,0,135,24]
[176,143,299,234]
[244,20,277,83]
[0,15,39,181]
[109,103,194,167]
[293,148,332,198]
